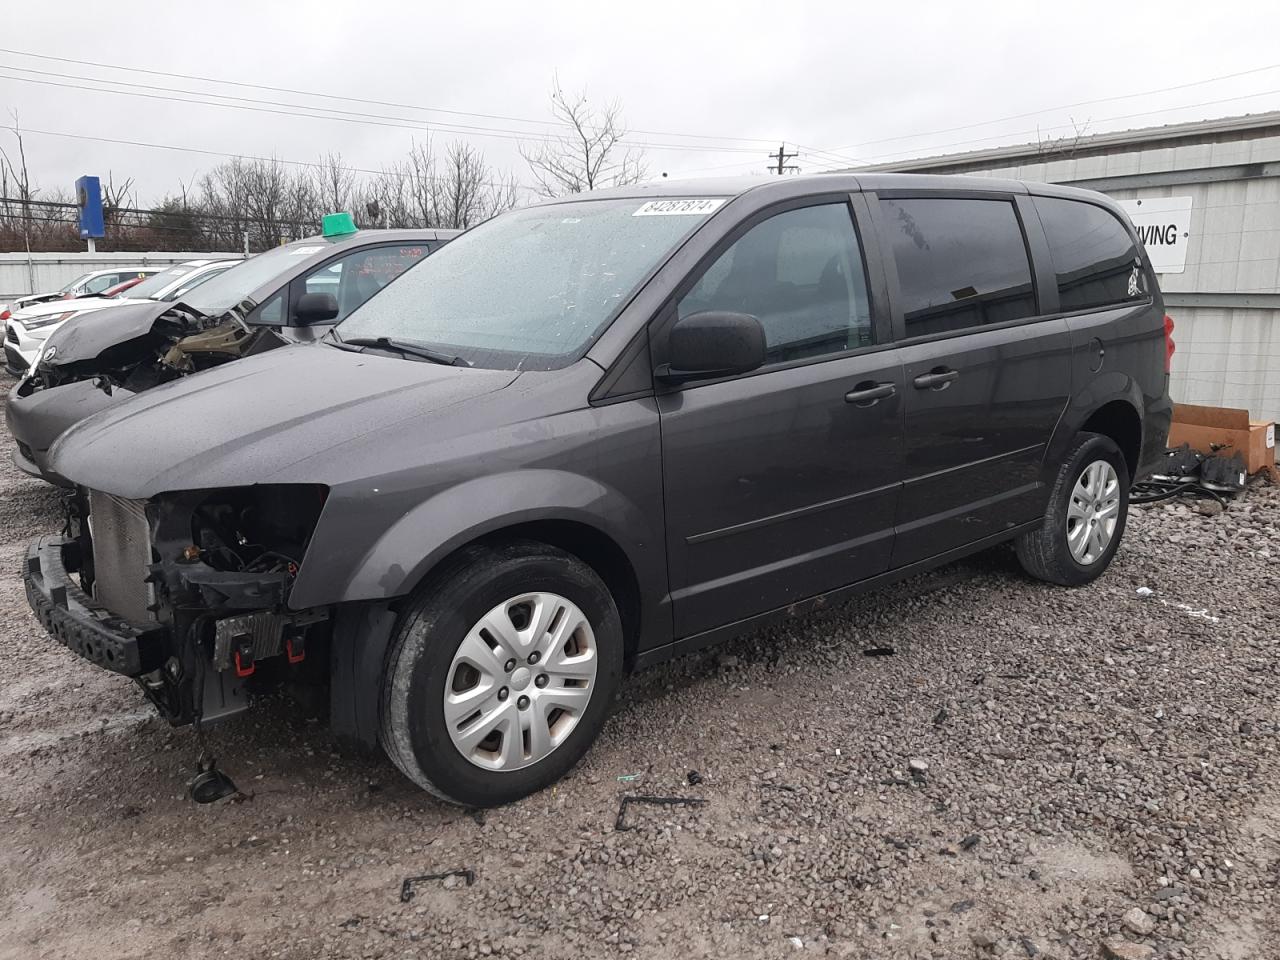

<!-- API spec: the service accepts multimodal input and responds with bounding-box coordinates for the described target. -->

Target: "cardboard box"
[1168,403,1277,477]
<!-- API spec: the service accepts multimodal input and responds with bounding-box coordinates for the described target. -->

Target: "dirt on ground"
[1,378,1278,960]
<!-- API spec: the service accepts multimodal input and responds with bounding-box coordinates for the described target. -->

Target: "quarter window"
[679,203,874,364]
[880,198,1036,336]
[1034,197,1145,311]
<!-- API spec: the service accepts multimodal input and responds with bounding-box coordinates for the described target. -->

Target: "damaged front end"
[24,483,330,725]
[10,302,290,484]
[31,300,287,395]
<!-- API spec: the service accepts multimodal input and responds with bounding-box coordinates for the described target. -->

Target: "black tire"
[379,539,623,807]
[1016,432,1130,586]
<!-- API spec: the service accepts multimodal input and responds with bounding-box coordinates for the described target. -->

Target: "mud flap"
[329,602,397,752]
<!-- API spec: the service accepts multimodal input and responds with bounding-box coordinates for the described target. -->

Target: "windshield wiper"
[334,334,470,367]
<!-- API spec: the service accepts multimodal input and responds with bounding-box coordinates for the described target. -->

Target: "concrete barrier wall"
[0,252,244,300]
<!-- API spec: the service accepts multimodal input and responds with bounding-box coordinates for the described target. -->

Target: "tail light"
[0,309,9,322]
[1163,314,1175,373]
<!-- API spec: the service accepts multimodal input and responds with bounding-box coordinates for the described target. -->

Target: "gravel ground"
[1,377,1278,960]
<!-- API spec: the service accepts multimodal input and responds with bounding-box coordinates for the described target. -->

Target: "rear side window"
[1034,197,1145,311]
[879,198,1036,337]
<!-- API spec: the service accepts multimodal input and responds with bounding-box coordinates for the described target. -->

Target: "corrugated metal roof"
[842,110,1280,174]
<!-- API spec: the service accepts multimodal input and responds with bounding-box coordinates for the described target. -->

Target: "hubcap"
[443,592,597,772]
[1066,459,1121,565]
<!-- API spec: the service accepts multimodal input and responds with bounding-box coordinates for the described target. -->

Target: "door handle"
[845,381,896,405]
[912,368,960,390]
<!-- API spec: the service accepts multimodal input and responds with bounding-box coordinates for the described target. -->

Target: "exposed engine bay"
[51,483,331,726]
[32,301,290,396]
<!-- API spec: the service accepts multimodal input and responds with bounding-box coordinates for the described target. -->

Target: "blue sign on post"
[75,175,105,239]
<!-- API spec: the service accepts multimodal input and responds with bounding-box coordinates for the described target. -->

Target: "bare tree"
[1035,117,1092,160]
[0,112,36,287]
[436,141,522,229]
[521,78,646,197]
[314,151,356,215]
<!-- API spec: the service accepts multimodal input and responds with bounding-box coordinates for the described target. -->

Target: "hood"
[40,300,185,368]
[14,296,143,323]
[47,343,519,499]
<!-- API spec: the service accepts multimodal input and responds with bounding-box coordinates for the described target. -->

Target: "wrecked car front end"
[8,301,286,484]
[26,483,329,724]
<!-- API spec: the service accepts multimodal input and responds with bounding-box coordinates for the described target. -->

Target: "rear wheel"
[379,540,623,807]
[1016,432,1129,586]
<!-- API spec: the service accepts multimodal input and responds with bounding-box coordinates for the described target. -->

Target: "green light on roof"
[322,212,358,238]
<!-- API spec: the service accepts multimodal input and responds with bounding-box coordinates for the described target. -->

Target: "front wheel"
[379,540,623,807]
[1016,432,1130,586]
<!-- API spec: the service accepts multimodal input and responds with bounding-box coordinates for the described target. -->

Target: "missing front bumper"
[23,535,167,677]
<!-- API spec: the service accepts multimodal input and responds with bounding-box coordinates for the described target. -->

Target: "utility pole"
[768,143,799,175]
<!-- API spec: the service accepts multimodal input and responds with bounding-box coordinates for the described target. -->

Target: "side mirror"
[294,292,340,325]
[657,311,766,383]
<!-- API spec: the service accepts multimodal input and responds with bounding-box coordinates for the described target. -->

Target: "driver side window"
[678,203,873,364]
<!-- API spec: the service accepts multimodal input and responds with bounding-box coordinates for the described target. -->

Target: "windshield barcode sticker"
[633,199,726,217]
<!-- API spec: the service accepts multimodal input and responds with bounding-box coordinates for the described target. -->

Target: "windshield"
[336,198,721,369]
[180,242,326,314]
[122,264,196,300]
[161,264,233,301]
[59,273,93,294]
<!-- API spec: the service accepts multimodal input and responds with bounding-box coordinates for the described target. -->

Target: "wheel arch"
[430,519,646,667]
[1044,377,1145,487]
[1080,399,1142,480]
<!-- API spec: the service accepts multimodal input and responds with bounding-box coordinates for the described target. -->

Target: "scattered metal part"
[337,916,365,929]
[615,794,707,831]
[960,834,982,851]
[932,707,949,726]
[863,646,896,657]
[188,758,243,804]
[687,769,703,786]
[399,869,475,903]
[880,776,910,787]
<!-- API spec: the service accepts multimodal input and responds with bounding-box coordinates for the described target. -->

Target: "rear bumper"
[23,535,166,677]
[1137,380,1175,480]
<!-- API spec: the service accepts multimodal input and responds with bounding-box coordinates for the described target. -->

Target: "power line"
[0,68,767,157]
[806,64,1280,165]
[0,124,525,192]
[767,143,799,175]
[842,88,1280,166]
[0,46,783,149]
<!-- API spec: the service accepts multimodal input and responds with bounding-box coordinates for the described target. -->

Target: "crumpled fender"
[289,468,657,610]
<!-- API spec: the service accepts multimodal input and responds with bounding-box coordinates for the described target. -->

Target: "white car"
[1,267,165,323]
[4,259,238,375]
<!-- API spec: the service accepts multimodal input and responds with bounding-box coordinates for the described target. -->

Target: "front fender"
[289,468,660,610]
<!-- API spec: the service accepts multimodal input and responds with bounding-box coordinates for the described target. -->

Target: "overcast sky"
[4,0,1280,206]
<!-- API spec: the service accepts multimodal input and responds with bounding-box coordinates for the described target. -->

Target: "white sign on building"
[1118,196,1193,274]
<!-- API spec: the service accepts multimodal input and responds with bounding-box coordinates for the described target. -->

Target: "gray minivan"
[25,175,1172,806]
